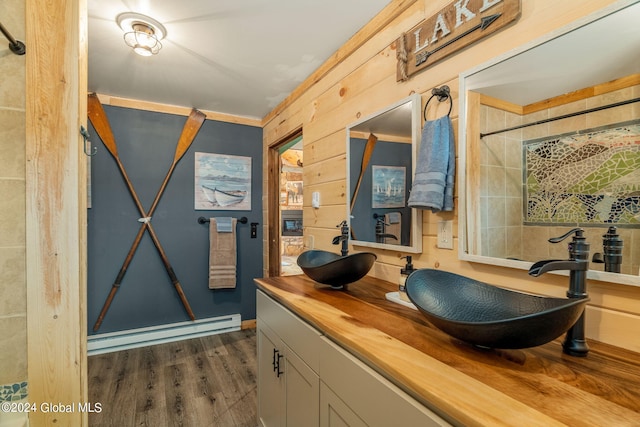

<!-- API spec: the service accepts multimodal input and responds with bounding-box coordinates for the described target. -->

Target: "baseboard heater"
[87,314,241,356]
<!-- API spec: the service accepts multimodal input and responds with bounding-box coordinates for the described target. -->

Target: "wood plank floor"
[88,328,257,427]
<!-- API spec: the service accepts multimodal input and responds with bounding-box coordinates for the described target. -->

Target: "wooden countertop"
[254,274,640,427]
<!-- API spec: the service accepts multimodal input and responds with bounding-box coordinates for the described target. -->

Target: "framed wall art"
[195,152,251,210]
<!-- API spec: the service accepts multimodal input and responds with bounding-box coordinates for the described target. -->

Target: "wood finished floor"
[88,328,257,427]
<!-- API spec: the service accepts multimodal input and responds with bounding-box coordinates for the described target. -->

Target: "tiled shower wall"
[0,0,28,397]
[479,105,523,260]
[480,83,640,275]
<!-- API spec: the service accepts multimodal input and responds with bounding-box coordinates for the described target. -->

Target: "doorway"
[279,136,304,275]
[267,129,303,276]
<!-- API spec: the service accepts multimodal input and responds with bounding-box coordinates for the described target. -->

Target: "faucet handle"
[549,227,584,243]
[336,220,348,228]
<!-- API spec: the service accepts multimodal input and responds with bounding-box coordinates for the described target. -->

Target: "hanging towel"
[387,212,401,224]
[209,217,237,289]
[215,216,233,233]
[407,116,455,212]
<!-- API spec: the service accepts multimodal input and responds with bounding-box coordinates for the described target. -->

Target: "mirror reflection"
[347,94,422,253]
[461,2,640,283]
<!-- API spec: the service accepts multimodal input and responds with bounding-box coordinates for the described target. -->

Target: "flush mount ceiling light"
[116,12,166,57]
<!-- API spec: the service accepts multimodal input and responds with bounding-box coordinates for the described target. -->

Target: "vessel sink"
[405,269,589,349]
[297,250,377,289]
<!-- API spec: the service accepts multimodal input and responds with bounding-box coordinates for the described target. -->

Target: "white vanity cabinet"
[319,337,450,427]
[257,289,451,427]
[257,290,321,427]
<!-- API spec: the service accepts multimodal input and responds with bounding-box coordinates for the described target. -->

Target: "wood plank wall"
[26,0,88,425]
[262,0,640,352]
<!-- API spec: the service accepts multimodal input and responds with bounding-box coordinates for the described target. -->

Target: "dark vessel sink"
[297,250,377,289]
[405,269,589,349]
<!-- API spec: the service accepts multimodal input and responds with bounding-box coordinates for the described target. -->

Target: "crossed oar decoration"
[88,93,206,331]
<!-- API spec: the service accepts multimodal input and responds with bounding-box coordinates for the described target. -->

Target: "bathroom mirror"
[459,1,640,286]
[347,93,423,253]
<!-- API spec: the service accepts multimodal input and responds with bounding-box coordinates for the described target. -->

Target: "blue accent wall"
[87,106,263,334]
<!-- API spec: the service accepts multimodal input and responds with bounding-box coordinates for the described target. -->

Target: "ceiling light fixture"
[116,12,166,57]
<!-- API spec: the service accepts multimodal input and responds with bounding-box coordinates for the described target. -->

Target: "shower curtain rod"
[0,21,25,55]
[480,97,640,138]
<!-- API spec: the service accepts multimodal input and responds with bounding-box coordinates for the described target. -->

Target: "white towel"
[209,218,237,289]
[408,116,455,212]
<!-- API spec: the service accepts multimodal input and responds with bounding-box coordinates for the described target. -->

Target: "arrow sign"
[416,14,502,66]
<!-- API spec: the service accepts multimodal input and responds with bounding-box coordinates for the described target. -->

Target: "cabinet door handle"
[272,348,278,372]
[276,352,284,378]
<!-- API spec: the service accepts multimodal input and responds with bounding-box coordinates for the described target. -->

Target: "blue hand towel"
[215,217,233,233]
[387,212,401,224]
[407,116,455,212]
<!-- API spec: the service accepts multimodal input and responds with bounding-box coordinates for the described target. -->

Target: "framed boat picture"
[195,152,251,210]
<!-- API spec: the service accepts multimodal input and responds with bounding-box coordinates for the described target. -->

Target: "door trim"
[267,128,302,276]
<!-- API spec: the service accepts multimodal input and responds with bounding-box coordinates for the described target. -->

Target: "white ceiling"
[88,0,391,120]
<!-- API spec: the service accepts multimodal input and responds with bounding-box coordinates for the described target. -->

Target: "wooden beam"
[26,0,88,425]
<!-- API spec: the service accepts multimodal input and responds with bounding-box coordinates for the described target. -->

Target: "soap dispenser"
[398,256,415,302]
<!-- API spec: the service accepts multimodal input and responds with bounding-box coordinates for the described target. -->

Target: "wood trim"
[465,91,482,255]
[479,74,640,116]
[241,319,257,329]
[523,73,640,114]
[261,0,418,126]
[479,93,523,114]
[267,128,303,277]
[267,147,281,277]
[26,0,88,425]
[94,93,262,128]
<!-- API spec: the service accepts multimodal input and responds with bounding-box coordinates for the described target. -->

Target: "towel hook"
[80,125,97,156]
[423,85,452,121]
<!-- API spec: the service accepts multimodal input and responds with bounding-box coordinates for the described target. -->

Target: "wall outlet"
[311,191,320,208]
[437,220,453,250]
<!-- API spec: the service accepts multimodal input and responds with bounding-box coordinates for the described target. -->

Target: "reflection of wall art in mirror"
[346,93,422,253]
[372,166,406,208]
[524,120,640,225]
[195,152,251,210]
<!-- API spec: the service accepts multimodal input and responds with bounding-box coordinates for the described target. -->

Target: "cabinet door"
[320,337,451,427]
[257,320,285,427]
[285,344,320,427]
[320,382,367,427]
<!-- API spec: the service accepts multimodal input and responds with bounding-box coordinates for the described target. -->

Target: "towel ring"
[423,85,453,120]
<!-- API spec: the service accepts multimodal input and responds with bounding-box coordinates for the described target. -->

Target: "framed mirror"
[459,0,640,286]
[346,93,423,253]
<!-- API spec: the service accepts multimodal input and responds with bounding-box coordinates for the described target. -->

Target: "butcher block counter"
[254,274,640,427]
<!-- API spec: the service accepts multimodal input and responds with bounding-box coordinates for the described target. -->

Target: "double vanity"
[255,274,640,426]
[256,2,640,426]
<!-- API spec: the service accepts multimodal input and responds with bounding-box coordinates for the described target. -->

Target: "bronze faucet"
[528,228,590,357]
[332,220,349,256]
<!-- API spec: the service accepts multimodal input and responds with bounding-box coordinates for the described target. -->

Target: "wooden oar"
[88,93,205,330]
[350,133,378,211]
